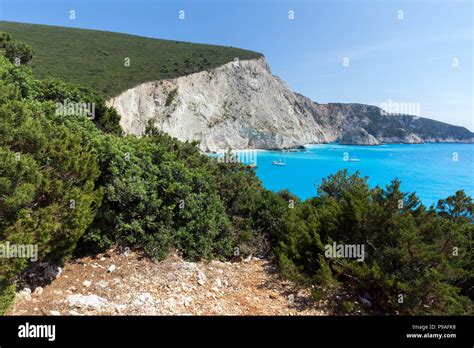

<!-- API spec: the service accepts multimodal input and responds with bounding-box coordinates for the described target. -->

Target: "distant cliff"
[108,57,473,151]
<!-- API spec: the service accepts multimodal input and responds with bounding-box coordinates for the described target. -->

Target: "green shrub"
[0,280,15,315]
[84,133,233,260]
[30,78,122,136]
[0,55,102,314]
[210,159,295,256]
[0,31,34,65]
[276,169,474,314]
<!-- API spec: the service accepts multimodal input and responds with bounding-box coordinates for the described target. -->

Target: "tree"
[0,54,102,314]
[276,170,474,314]
[0,32,34,65]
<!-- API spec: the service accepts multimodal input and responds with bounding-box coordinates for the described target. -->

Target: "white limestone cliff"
[108,57,473,151]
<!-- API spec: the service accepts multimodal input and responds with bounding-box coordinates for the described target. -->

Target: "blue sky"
[1,0,473,130]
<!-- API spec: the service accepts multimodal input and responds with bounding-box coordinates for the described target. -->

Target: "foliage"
[0,55,102,314]
[210,159,295,256]
[0,31,34,65]
[31,78,122,135]
[398,115,474,141]
[84,133,234,261]
[276,169,474,314]
[85,123,292,260]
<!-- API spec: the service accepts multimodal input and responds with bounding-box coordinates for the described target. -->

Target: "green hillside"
[0,21,262,98]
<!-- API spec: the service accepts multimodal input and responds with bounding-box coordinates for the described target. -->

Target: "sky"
[1,0,473,130]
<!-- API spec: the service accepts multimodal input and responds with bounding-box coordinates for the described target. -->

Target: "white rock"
[182,296,193,307]
[66,294,109,310]
[107,57,436,150]
[181,262,196,271]
[115,304,127,313]
[107,57,332,152]
[95,280,109,289]
[18,288,32,301]
[50,310,60,316]
[107,264,116,273]
[131,292,155,307]
[215,277,222,288]
[197,270,206,286]
[164,297,177,309]
[33,287,43,295]
[82,280,92,287]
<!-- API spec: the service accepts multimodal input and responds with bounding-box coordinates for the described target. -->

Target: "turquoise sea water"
[253,143,474,206]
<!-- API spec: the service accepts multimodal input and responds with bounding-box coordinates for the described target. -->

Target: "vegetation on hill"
[0,21,262,98]
[397,114,474,140]
[338,104,474,142]
[0,33,472,316]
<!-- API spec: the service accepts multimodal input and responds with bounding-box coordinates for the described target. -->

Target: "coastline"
[204,141,474,155]
[245,142,474,205]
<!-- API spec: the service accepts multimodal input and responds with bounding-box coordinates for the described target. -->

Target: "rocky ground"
[7,248,327,316]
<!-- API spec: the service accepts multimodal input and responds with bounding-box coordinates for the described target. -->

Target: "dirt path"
[8,249,327,316]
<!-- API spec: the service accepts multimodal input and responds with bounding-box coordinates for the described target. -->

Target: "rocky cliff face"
[108,57,473,151]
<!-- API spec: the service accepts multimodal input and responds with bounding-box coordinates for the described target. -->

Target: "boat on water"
[348,157,361,162]
[272,159,286,166]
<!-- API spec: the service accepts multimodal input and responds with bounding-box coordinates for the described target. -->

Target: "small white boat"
[272,160,286,166]
[348,157,361,162]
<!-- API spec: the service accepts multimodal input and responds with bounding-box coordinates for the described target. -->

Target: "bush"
[84,133,233,260]
[0,31,34,65]
[210,158,296,257]
[0,55,102,314]
[276,170,474,314]
[0,280,15,315]
[29,78,122,136]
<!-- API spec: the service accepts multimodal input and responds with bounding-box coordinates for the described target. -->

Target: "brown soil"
[7,248,327,316]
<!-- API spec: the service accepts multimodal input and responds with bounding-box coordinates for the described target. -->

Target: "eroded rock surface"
[108,58,473,151]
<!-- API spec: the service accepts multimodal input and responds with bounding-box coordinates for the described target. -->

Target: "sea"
[250,143,474,206]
